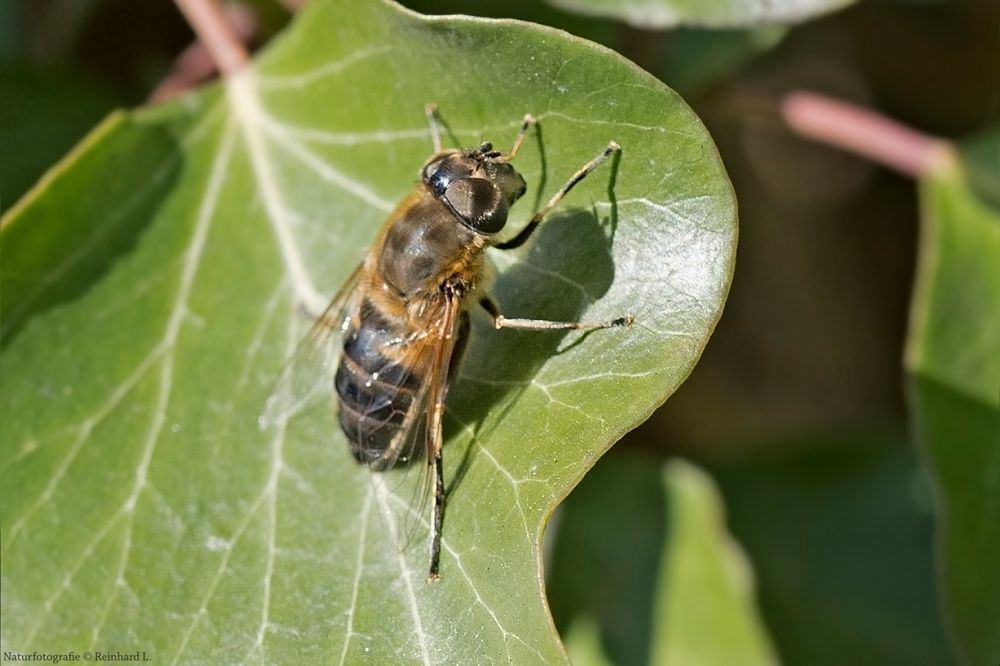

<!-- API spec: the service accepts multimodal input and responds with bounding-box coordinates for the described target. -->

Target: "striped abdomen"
[334,298,424,469]
[336,187,484,468]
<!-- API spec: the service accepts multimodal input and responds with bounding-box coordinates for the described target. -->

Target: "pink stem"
[151,4,257,102]
[781,91,951,178]
[174,0,249,77]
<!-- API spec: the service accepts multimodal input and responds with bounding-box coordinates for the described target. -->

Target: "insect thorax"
[377,192,488,298]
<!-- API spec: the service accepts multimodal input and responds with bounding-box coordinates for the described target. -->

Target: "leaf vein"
[258,45,393,89]
[228,71,326,314]
[337,488,374,666]
[372,477,433,666]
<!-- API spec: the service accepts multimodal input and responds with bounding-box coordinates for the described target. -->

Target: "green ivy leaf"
[906,132,1000,666]
[544,0,856,29]
[0,0,736,662]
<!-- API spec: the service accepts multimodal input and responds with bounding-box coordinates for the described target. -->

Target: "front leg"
[495,141,620,251]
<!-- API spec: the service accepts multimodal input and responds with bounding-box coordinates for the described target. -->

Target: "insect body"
[335,138,527,470]
[264,108,631,581]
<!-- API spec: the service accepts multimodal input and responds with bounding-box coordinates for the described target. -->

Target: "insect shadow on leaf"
[444,196,621,496]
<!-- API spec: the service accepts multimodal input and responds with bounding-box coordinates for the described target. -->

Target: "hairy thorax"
[376,190,489,305]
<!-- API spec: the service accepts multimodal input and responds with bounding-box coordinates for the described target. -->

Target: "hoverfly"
[262,106,632,581]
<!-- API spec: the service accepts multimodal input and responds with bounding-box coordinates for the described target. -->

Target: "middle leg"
[480,295,633,331]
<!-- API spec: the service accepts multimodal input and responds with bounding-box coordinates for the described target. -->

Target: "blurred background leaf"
[905,131,1000,666]
[548,454,776,666]
[545,0,856,29]
[710,434,952,666]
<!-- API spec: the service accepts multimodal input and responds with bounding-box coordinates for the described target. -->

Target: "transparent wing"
[258,264,364,429]
[371,293,461,470]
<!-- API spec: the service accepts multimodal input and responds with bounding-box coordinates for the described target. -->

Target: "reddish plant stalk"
[781,91,952,178]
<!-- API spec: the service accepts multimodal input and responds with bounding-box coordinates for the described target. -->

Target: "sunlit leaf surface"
[0,0,736,662]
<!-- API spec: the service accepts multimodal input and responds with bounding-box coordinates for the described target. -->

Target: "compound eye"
[423,154,471,196]
[424,162,450,195]
[443,178,508,234]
